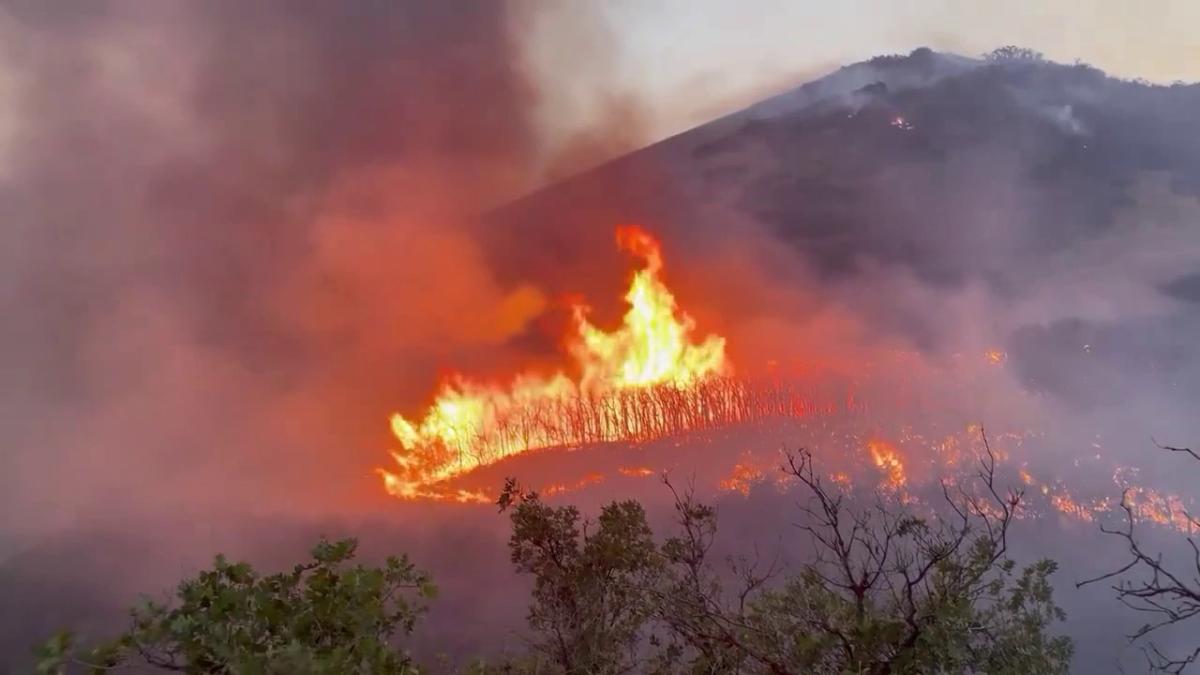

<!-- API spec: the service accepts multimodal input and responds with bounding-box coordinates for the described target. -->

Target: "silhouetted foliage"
[38,452,1072,674]
[1080,442,1200,673]
[497,478,663,675]
[34,539,435,674]
[984,46,1046,62]
[650,443,1071,674]
[494,440,1071,675]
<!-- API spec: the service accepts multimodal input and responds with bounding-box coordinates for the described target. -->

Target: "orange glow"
[374,225,1196,534]
[1124,487,1194,531]
[540,472,605,498]
[1050,493,1097,522]
[719,462,765,496]
[380,225,731,500]
[571,225,726,390]
[868,439,907,489]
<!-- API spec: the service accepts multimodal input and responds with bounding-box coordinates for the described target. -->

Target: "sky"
[526,0,1200,149]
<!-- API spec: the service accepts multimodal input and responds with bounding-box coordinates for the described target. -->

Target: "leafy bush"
[35,538,435,674]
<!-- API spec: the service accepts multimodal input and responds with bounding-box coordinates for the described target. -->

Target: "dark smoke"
[0,0,644,533]
[0,2,641,665]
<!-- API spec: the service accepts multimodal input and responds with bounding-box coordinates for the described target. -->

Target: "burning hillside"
[379,225,1193,536]
[379,225,842,500]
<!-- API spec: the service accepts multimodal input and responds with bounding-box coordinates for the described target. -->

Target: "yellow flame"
[868,439,907,489]
[719,462,765,496]
[379,225,728,500]
[572,226,725,389]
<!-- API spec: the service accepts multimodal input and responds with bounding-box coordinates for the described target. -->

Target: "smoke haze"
[0,0,657,535]
[3,3,1200,672]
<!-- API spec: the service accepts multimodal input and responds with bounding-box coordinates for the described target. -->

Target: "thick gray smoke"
[0,2,637,665]
[0,0,676,662]
[0,0,649,535]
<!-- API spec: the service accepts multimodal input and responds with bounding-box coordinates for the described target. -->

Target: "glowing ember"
[829,472,852,488]
[378,226,1193,538]
[543,472,605,497]
[868,439,907,489]
[719,462,766,496]
[1123,487,1194,531]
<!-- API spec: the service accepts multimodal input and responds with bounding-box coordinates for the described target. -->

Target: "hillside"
[482,47,1200,410]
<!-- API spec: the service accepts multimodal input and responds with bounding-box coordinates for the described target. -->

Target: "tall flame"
[868,439,907,490]
[380,225,729,499]
[379,226,1195,536]
[572,225,725,389]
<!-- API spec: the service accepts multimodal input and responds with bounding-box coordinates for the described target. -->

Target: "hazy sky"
[527,0,1200,146]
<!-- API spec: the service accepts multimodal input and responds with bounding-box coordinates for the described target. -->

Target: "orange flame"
[376,227,1196,533]
[572,225,726,389]
[719,462,766,496]
[868,439,907,489]
[379,225,729,500]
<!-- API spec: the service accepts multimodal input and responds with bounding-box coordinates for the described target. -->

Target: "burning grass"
[378,224,1194,536]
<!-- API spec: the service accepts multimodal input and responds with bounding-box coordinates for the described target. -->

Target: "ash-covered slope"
[482,47,1200,413]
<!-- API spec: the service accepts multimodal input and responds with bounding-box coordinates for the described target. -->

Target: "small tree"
[985,46,1046,63]
[35,538,435,674]
[498,479,665,675]
[501,436,1072,675]
[657,442,1072,674]
[1079,443,1200,674]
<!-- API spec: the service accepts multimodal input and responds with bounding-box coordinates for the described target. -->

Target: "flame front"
[572,225,726,389]
[380,225,730,499]
[379,226,1195,536]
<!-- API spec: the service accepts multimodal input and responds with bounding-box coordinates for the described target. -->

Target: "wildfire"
[572,226,726,389]
[380,225,730,500]
[868,439,907,490]
[719,462,766,496]
[543,472,605,497]
[378,226,1194,539]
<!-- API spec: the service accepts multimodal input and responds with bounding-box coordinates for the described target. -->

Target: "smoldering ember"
[3,3,1200,674]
